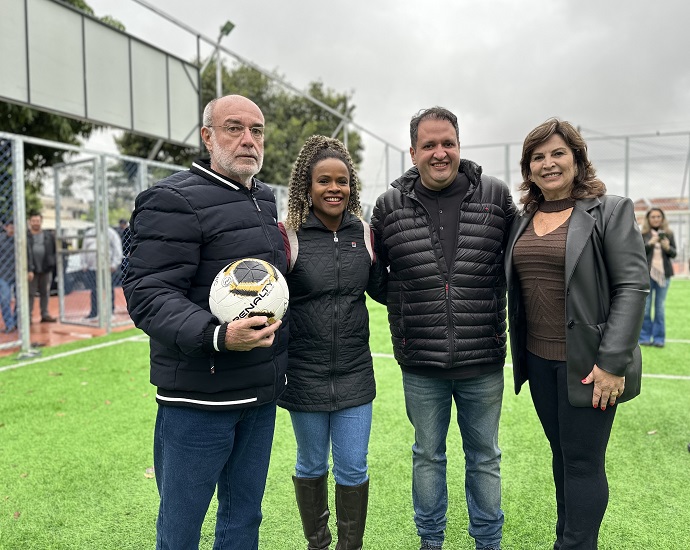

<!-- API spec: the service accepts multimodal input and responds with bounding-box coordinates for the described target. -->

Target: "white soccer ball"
[209,258,289,324]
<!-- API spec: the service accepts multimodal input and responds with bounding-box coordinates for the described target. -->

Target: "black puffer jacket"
[371,159,516,374]
[277,211,386,412]
[124,160,289,410]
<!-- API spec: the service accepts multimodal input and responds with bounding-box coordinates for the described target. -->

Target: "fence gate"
[52,156,110,328]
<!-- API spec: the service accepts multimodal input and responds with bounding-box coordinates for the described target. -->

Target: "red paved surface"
[0,287,132,357]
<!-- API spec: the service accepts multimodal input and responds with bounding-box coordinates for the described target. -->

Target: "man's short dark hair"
[410,107,460,149]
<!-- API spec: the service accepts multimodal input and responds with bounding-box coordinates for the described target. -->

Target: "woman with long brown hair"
[638,207,677,347]
[505,118,649,549]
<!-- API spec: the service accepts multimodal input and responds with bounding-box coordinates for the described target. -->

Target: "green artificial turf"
[1,281,689,549]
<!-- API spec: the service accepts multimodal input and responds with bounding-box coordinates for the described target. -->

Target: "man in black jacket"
[27,211,57,323]
[371,107,516,550]
[124,95,288,550]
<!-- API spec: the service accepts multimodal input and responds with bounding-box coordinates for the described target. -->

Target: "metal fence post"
[53,164,66,320]
[504,144,511,187]
[11,139,31,354]
[384,144,389,192]
[138,159,148,194]
[104,155,115,333]
[95,155,112,332]
[624,136,630,198]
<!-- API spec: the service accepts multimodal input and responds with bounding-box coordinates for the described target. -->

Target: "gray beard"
[214,156,263,187]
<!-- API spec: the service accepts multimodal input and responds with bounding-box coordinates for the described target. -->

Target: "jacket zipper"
[248,186,281,268]
[330,230,340,408]
[407,193,456,368]
[403,193,462,368]
[445,281,453,369]
[250,189,261,212]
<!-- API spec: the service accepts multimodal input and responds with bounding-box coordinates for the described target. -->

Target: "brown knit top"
[513,199,575,361]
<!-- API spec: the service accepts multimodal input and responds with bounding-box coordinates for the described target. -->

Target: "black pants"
[29,271,52,319]
[526,352,616,550]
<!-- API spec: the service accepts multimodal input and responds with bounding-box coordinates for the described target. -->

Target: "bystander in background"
[0,220,17,332]
[27,211,57,323]
[81,226,123,319]
[639,207,676,348]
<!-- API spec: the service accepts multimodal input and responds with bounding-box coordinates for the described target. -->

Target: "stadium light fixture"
[216,21,235,97]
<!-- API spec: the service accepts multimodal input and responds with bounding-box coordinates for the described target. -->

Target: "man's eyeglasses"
[207,125,265,140]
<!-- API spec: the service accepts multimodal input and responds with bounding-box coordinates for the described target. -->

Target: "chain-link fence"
[0,139,21,349]
[3,127,689,354]
[0,131,296,354]
[48,154,184,329]
[0,131,187,353]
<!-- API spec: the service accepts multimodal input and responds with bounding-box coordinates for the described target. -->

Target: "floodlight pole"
[216,50,221,97]
[216,21,235,97]
[130,0,407,157]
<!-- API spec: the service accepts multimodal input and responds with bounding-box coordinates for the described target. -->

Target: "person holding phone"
[639,207,677,347]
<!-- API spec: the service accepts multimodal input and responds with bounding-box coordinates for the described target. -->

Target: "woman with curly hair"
[278,135,386,550]
[505,118,648,549]
[639,207,677,347]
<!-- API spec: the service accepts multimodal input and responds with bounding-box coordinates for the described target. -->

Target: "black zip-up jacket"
[277,211,386,412]
[371,159,516,377]
[27,229,57,274]
[506,196,648,406]
[124,160,289,410]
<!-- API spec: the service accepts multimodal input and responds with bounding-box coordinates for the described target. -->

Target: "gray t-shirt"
[31,231,46,273]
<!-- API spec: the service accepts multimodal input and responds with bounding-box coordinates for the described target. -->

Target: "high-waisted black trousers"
[526,352,617,550]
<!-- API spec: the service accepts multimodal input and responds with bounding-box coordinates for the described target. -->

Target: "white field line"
[371,353,690,381]
[1,338,687,381]
[0,335,149,373]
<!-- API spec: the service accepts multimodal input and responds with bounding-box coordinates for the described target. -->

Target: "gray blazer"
[505,195,650,407]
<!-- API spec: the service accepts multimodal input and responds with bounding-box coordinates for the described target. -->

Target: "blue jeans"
[402,370,504,549]
[639,278,670,345]
[83,269,116,317]
[290,402,372,486]
[0,277,16,331]
[154,402,277,550]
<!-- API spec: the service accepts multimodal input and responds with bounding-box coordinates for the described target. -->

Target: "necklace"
[538,198,575,213]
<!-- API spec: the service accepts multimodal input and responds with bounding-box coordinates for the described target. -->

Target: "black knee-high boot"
[335,479,369,550]
[293,474,332,550]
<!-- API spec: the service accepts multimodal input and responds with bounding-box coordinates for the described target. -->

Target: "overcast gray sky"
[85,0,690,199]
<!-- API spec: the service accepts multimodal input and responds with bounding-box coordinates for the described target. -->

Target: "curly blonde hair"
[285,135,362,230]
